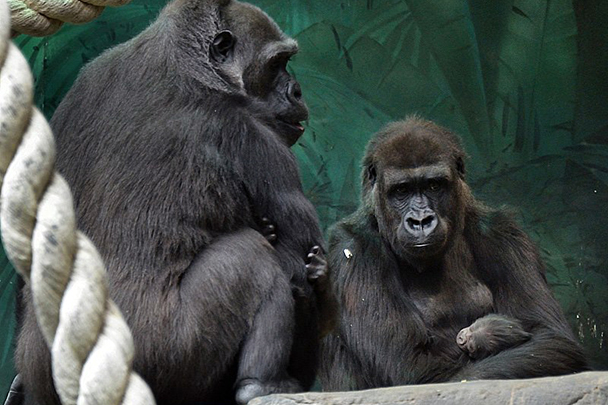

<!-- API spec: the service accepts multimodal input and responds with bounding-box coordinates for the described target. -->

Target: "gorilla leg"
[3,375,24,405]
[15,290,60,405]
[234,278,299,405]
[175,228,298,404]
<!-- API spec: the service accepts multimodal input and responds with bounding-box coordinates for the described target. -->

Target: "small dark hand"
[260,216,277,245]
[306,245,328,291]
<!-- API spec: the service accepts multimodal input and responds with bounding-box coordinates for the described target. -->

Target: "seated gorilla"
[457,314,532,360]
[319,117,588,390]
[15,1,327,404]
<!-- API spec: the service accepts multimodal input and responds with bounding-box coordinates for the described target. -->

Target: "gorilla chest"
[406,271,494,329]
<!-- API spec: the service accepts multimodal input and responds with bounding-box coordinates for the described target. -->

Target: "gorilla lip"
[282,120,305,133]
[412,242,432,248]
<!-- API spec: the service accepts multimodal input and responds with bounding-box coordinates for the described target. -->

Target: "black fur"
[319,117,588,390]
[457,314,532,360]
[16,1,324,404]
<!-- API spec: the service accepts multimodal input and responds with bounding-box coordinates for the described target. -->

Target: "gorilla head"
[214,2,308,145]
[166,0,308,147]
[362,118,471,265]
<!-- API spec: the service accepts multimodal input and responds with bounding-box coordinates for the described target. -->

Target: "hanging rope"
[9,0,132,37]
[0,0,155,403]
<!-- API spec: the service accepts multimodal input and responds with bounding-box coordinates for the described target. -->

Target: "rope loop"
[9,0,132,36]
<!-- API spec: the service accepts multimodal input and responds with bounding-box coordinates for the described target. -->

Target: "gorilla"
[319,117,588,390]
[457,314,532,360]
[15,1,327,404]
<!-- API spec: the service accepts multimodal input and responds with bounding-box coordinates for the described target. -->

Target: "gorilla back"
[16,1,324,404]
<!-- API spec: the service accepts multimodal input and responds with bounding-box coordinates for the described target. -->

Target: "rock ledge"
[250,371,608,405]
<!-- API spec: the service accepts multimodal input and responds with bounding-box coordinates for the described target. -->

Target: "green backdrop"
[2,0,608,395]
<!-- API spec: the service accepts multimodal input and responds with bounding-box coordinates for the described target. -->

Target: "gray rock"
[250,372,608,405]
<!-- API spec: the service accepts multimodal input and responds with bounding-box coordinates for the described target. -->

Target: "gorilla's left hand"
[306,246,328,291]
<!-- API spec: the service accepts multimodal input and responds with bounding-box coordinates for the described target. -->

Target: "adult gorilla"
[320,117,588,390]
[15,1,326,404]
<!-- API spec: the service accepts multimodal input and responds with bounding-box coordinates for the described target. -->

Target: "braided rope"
[9,0,132,37]
[0,0,155,403]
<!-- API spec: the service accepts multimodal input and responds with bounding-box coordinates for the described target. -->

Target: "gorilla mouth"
[276,119,306,146]
[280,119,305,134]
[404,240,443,256]
[412,243,433,248]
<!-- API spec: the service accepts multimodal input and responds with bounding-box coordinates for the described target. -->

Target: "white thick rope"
[0,0,155,404]
[9,0,132,37]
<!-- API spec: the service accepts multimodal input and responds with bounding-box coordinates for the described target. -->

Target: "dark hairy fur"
[319,117,588,390]
[457,314,532,359]
[15,1,324,404]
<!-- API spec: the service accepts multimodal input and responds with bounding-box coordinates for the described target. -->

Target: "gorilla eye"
[428,179,444,192]
[269,55,289,72]
[394,184,410,197]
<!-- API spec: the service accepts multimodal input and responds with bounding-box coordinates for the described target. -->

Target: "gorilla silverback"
[320,117,588,390]
[16,1,326,404]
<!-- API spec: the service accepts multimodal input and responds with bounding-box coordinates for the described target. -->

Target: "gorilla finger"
[306,255,324,268]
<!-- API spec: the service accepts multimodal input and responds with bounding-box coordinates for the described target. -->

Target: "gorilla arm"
[305,246,338,337]
[453,213,588,380]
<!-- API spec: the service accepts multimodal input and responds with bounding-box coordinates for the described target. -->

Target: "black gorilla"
[15,1,326,404]
[320,117,588,390]
[457,314,532,360]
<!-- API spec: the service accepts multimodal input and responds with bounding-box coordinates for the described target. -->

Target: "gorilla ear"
[367,164,377,186]
[210,30,235,63]
[456,156,466,179]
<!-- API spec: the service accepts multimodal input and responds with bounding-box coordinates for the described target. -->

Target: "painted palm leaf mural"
[1,0,607,394]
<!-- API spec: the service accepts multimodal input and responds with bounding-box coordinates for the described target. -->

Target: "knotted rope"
[0,0,155,403]
[9,0,132,37]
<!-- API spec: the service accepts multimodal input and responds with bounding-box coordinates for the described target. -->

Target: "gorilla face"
[362,120,469,267]
[373,163,454,261]
[211,2,309,146]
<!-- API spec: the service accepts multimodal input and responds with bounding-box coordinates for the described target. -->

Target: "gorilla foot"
[235,377,301,405]
[3,375,24,405]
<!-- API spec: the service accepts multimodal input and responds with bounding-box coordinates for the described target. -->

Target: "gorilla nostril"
[406,213,437,235]
[406,217,421,231]
[421,215,436,229]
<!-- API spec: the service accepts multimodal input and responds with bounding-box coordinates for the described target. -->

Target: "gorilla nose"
[405,211,438,236]
[287,81,302,102]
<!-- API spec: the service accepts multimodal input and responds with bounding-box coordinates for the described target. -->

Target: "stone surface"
[250,372,608,405]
